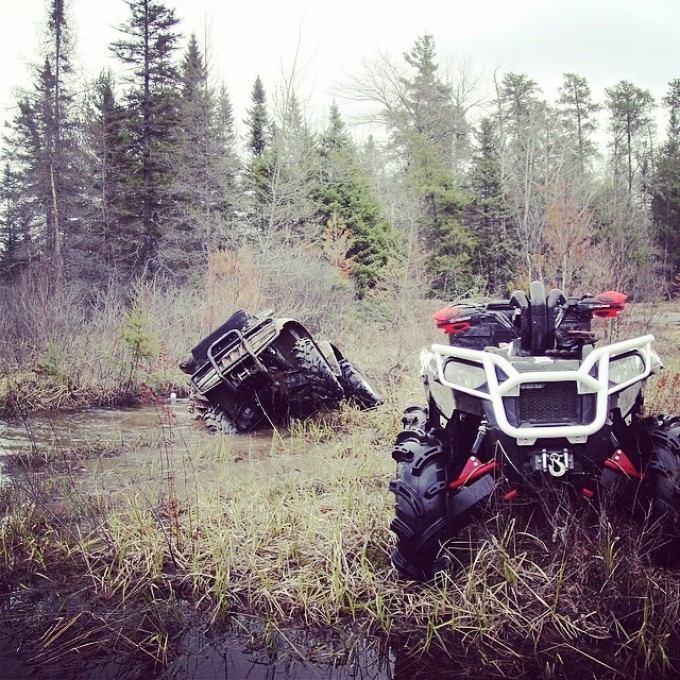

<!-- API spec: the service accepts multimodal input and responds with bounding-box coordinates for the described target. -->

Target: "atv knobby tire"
[389,424,453,581]
[201,405,238,435]
[338,359,381,410]
[292,337,344,408]
[645,415,680,566]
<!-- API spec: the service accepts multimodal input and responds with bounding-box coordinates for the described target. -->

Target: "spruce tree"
[1,0,80,288]
[313,103,394,297]
[465,118,519,295]
[399,35,473,295]
[77,70,131,283]
[110,0,181,275]
[161,35,240,278]
[245,76,271,158]
[0,163,33,279]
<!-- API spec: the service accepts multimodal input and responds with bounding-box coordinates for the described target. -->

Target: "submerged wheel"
[338,359,382,410]
[292,337,344,408]
[645,415,680,566]
[201,405,238,435]
[389,423,453,581]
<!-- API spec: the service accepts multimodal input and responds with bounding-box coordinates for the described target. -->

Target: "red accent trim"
[593,308,623,319]
[450,456,497,489]
[582,488,594,499]
[603,449,643,479]
[434,307,473,334]
[503,489,518,502]
[596,291,627,305]
[434,306,461,322]
[440,321,471,335]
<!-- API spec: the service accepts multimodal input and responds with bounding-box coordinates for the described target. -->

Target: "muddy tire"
[389,424,453,581]
[338,359,382,410]
[645,415,680,566]
[292,337,344,408]
[201,405,238,435]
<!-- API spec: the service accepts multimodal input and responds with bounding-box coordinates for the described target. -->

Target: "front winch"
[532,448,574,477]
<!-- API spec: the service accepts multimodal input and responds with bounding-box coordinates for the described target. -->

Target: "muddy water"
[0,401,273,485]
[0,405,411,680]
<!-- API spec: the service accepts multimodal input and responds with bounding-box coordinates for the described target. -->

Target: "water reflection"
[0,402,275,488]
[0,401,207,455]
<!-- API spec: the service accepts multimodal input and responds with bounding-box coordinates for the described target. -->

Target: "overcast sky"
[1,0,679,140]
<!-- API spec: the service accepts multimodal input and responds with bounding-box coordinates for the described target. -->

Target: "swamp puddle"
[0,404,418,680]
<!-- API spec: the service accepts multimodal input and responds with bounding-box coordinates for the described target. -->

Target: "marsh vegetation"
[1,295,679,679]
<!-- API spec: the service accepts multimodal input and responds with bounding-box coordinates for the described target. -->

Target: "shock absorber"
[470,420,488,457]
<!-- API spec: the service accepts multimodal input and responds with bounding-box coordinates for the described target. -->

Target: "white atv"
[389,281,680,580]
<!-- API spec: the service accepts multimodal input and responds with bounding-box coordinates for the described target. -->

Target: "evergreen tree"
[77,70,131,282]
[313,103,394,297]
[110,0,181,275]
[557,73,600,172]
[605,80,655,197]
[398,35,473,296]
[494,72,572,281]
[652,79,680,281]
[0,163,33,279]
[0,0,80,288]
[464,118,519,295]
[497,72,540,138]
[245,75,271,158]
[243,76,275,236]
[161,35,240,278]
[244,79,317,242]
[400,34,457,166]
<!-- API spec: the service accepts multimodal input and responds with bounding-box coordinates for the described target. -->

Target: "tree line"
[1,0,679,302]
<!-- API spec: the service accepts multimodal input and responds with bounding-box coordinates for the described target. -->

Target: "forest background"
[0,0,679,407]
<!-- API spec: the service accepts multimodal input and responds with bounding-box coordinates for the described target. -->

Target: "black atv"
[388,281,680,580]
[180,309,381,433]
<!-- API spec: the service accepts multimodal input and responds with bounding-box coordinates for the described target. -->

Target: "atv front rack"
[422,335,659,445]
[191,317,280,395]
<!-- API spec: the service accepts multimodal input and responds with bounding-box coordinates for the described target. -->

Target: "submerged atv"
[180,309,381,433]
[389,281,680,580]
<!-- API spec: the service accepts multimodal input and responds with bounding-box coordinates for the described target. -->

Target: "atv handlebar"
[434,283,628,357]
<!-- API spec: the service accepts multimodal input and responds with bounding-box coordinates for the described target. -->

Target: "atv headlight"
[608,352,646,386]
[442,358,487,391]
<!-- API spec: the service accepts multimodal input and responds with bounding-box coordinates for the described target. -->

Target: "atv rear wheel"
[338,359,382,410]
[292,337,344,408]
[389,425,453,580]
[644,415,680,566]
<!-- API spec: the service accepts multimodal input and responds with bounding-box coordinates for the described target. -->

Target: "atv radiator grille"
[518,381,579,424]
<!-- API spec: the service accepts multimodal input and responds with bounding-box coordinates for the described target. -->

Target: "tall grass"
[2,397,680,675]
[0,276,679,675]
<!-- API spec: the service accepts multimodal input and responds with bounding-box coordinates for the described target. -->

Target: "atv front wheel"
[645,415,680,566]
[389,426,453,580]
[201,405,238,435]
[292,337,344,408]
